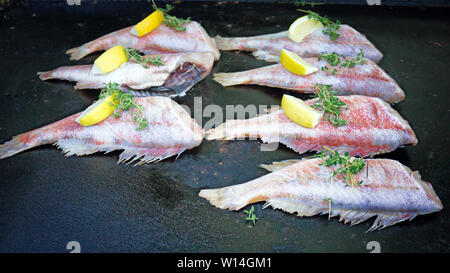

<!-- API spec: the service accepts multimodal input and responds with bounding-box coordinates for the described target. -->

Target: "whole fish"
[214,57,404,103]
[215,24,382,63]
[206,95,417,157]
[67,22,220,61]
[199,158,443,231]
[0,97,203,164]
[38,52,215,97]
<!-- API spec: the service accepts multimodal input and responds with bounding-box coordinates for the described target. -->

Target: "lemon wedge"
[75,93,118,126]
[281,94,323,128]
[288,15,324,43]
[91,45,128,75]
[280,48,318,75]
[130,9,165,37]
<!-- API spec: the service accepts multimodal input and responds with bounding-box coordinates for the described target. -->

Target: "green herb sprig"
[151,1,191,31]
[125,48,164,68]
[99,83,148,131]
[318,49,366,75]
[340,49,366,69]
[244,205,259,226]
[297,9,340,40]
[313,146,366,187]
[312,84,347,127]
[312,146,365,218]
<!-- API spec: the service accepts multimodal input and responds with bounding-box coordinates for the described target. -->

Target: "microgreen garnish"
[314,146,366,219]
[312,84,347,127]
[318,49,366,75]
[151,0,191,31]
[297,9,340,40]
[313,146,365,187]
[99,83,148,131]
[244,205,259,226]
[125,48,165,68]
[340,49,366,69]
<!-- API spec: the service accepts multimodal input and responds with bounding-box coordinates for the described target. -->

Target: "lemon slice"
[288,15,324,43]
[75,93,118,126]
[91,45,128,75]
[130,9,165,37]
[281,94,323,128]
[280,48,318,75]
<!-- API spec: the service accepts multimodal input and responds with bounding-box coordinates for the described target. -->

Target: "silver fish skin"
[215,24,383,63]
[66,21,220,61]
[206,95,417,157]
[213,57,404,103]
[38,52,215,97]
[0,97,203,164]
[199,158,443,231]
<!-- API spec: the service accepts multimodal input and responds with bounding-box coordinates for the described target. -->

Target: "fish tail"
[199,186,251,211]
[37,70,56,81]
[0,135,40,159]
[214,36,241,51]
[66,44,91,61]
[213,72,249,87]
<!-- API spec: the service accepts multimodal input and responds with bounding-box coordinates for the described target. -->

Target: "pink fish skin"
[38,52,215,96]
[66,22,220,61]
[215,24,382,63]
[0,97,203,164]
[214,57,404,103]
[199,158,443,231]
[206,95,417,157]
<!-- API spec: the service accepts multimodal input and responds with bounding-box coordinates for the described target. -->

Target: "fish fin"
[366,213,417,232]
[263,199,322,217]
[37,71,55,81]
[259,160,302,172]
[213,72,247,87]
[118,146,187,166]
[54,139,101,157]
[66,45,90,61]
[332,209,417,231]
[251,50,280,62]
[74,82,102,90]
[214,36,237,51]
[0,136,39,159]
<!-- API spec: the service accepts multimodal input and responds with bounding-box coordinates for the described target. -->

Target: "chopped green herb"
[318,49,366,75]
[151,0,191,31]
[313,146,366,187]
[125,48,164,68]
[340,49,366,69]
[243,205,259,226]
[312,84,348,127]
[297,9,340,40]
[99,83,148,131]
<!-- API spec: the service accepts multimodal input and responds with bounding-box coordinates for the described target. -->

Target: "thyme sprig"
[244,205,259,226]
[313,146,366,188]
[314,146,366,218]
[99,83,148,131]
[318,49,366,75]
[312,84,347,127]
[297,9,340,40]
[151,1,191,31]
[125,48,165,68]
